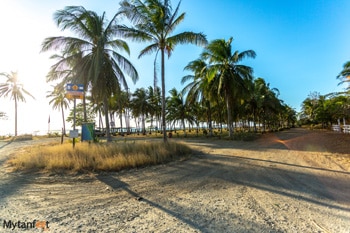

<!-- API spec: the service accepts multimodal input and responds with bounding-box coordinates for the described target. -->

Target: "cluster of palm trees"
[299,62,350,127]
[300,92,350,127]
[43,0,295,141]
[43,1,207,142]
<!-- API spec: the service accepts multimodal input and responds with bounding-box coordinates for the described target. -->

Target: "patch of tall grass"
[8,141,192,172]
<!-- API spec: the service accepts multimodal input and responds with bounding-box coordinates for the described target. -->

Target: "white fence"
[331,125,350,134]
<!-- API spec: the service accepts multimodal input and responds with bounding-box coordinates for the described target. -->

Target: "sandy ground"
[0,128,349,232]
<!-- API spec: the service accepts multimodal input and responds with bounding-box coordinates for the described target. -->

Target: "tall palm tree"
[0,71,34,136]
[182,58,215,136]
[119,0,207,142]
[41,6,138,141]
[201,37,256,137]
[46,83,70,135]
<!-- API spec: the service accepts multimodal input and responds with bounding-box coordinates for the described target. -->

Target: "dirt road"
[0,128,349,232]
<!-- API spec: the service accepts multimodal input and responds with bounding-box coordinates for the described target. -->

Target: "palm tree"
[147,86,162,132]
[166,87,192,136]
[46,83,70,136]
[41,6,139,141]
[0,71,34,136]
[45,52,90,123]
[182,58,215,136]
[131,88,150,134]
[119,0,207,142]
[201,37,256,137]
[301,92,320,125]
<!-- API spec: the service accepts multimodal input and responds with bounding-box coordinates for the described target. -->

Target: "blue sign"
[81,123,95,141]
[66,84,84,92]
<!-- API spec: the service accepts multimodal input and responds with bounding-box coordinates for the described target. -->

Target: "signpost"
[66,84,84,148]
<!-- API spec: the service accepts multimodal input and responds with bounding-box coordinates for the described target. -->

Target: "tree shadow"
[0,140,13,150]
[96,174,203,230]
[199,154,350,210]
[0,172,33,204]
[0,141,13,167]
[95,173,280,232]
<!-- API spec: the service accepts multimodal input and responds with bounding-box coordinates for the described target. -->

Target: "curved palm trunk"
[161,48,167,142]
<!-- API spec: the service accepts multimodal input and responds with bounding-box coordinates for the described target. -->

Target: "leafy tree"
[42,6,138,141]
[300,92,321,124]
[0,71,34,136]
[66,103,96,127]
[119,0,207,142]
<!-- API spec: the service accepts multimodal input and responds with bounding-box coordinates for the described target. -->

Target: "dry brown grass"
[8,141,192,172]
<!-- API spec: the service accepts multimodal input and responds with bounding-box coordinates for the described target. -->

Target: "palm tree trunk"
[182,118,186,137]
[14,97,18,136]
[207,101,213,137]
[226,98,233,138]
[61,103,66,136]
[161,48,167,142]
[141,114,145,135]
[125,109,130,134]
[99,110,104,129]
[103,96,112,142]
[83,94,87,123]
[120,112,123,130]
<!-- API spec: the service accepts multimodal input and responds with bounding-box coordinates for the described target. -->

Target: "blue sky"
[1,0,350,134]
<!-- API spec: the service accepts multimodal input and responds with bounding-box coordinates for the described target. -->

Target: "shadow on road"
[96,174,204,230]
[95,173,275,232]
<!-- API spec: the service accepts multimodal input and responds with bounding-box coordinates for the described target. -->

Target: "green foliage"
[300,92,350,126]
[66,103,96,127]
